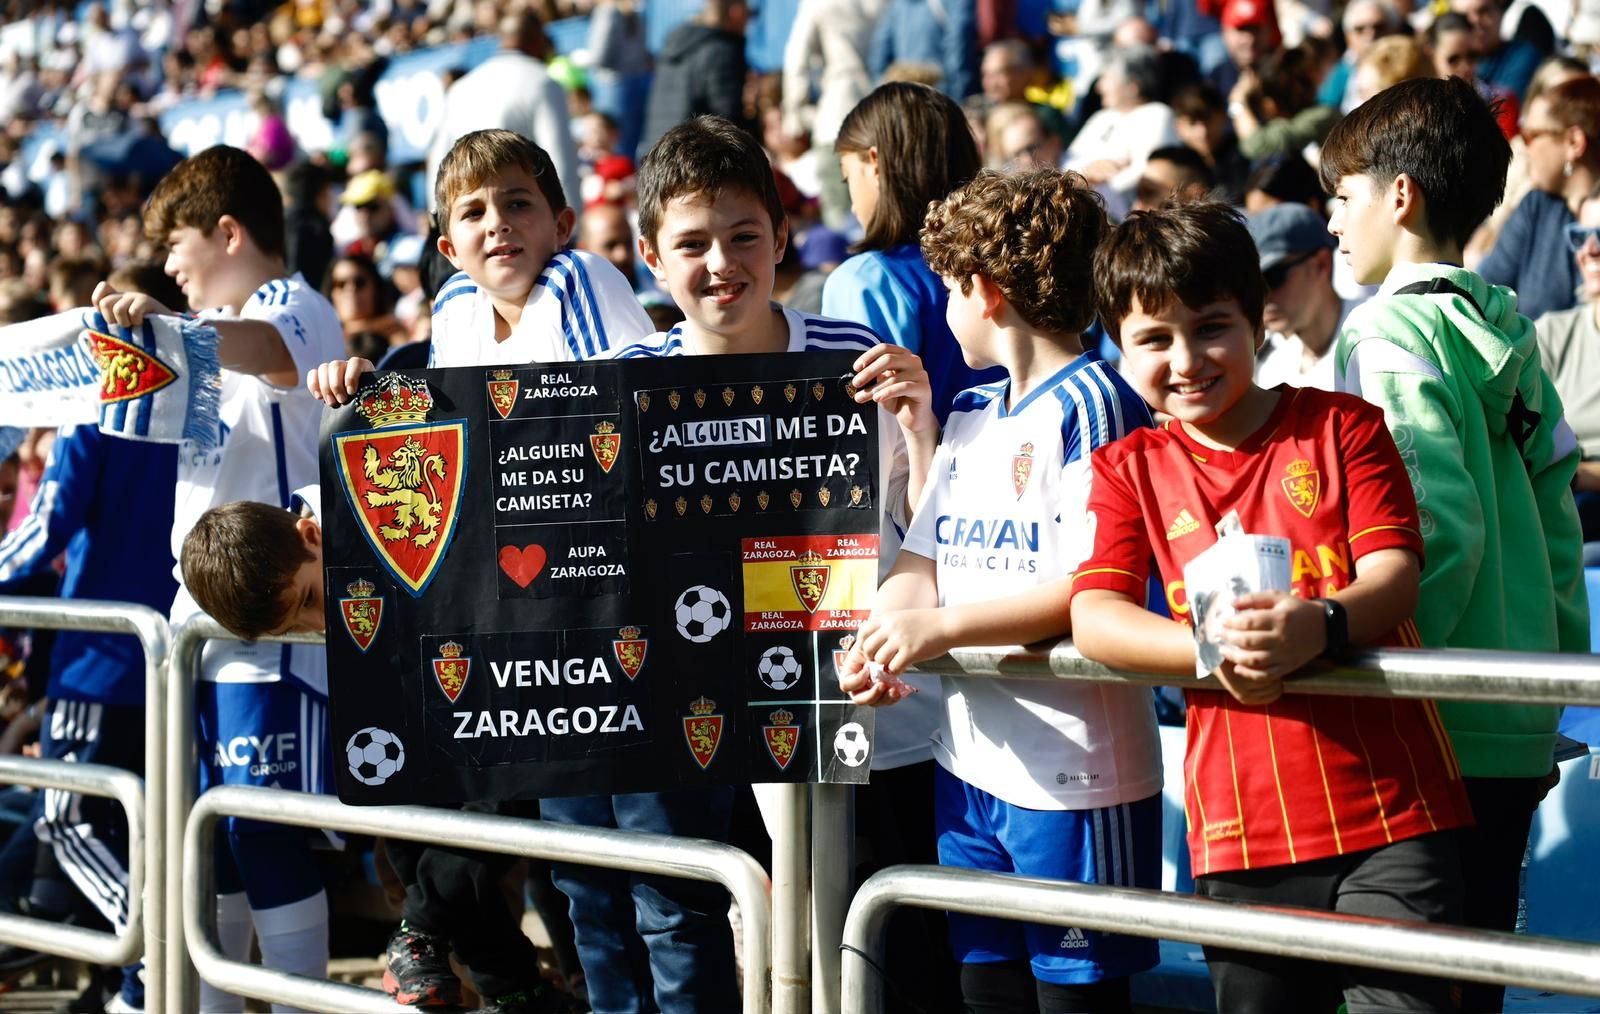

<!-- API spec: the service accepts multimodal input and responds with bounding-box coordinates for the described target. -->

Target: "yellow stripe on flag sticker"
[742,534,878,632]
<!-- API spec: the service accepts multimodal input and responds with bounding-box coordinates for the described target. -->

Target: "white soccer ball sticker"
[674,585,732,643]
[346,727,405,786]
[833,722,870,768]
[757,645,804,690]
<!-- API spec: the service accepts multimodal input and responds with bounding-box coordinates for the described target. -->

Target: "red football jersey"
[1070,387,1471,876]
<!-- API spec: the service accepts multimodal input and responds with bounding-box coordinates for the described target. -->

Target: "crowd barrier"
[0,598,168,1013]
[2,598,1600,1013]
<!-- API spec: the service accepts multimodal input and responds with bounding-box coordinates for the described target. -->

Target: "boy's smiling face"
[438,168,575,308]
[641,187,788,345]
[1328,173,1397,286]
[165,221,245,310]
[1117,293,1269,444]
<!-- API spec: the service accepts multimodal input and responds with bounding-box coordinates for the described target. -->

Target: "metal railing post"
[769,782,809,1014]
[165,617,322,1014]
[809,783,851,1014]
[0,597,168,1012]
[840,866,1600,1014]
[185,786,773,1013]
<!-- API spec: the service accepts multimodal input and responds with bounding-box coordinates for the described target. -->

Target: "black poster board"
[319,355,882,805]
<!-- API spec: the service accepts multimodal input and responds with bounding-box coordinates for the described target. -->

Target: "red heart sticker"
[498,544,547,588]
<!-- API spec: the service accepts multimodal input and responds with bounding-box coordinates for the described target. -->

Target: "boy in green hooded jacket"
[1323,76,1588,1012]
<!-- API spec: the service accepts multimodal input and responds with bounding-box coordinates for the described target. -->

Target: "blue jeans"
[541,788,739,1013]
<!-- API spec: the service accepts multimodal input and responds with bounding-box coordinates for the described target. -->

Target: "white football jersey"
[170,274,342,694]
[902,353,1163,809]
[429,250,653,366]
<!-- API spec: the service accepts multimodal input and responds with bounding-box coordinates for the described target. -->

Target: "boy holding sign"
[835,168,1165,1012]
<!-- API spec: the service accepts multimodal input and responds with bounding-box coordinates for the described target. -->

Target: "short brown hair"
[1540,76,1600,165]
[834,82,982,252]
[1355,36,1430,94]
[1319,76,1509,246]
[435,129,567,228]
[181,501,314,640]
[922,168,1107,340]
[143,145,285,256]
[1094,201,1265,342]
[636,116,785,249]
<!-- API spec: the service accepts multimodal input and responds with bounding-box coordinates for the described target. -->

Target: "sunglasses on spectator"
[1565,224,1600,253]
[332,275,371,291]
[1263,251,1316,290]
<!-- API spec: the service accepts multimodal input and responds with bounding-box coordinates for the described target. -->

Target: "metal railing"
[169,619,788,1014]
[0,598,169,1013]
[829,641,1600,1013]
[185,786,773,1013]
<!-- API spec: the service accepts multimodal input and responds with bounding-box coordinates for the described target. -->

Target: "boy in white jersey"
[838,168,1164,1013]
[573,115,942,1012]
[91,145,346,1009]
[308,129,652,405]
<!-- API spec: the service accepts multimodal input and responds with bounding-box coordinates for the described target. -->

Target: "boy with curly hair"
[838,167,1164,1013]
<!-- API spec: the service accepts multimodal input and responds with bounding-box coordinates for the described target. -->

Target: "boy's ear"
[216,214,245,255]
[638,235,666,282]
[296,516,322,557]
[1391,172,1422,228]
[553,206,577,250]
[435,229,462,270]
[772,217,789,264]
[972,274,1004,318]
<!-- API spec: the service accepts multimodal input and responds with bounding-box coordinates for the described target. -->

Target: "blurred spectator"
[1430,12,1520,139]
[1109,16,1202,102]
[1171,81,1250,201]
[576,110,622,169]
[323,252,407,350]
[1132,144,1217,209]
[782,0,887,228]
[246,90,297,172]
[1453,0,1540,99]
[1533,183,1600,543]
[1229,45,1338,161]
[1208,0,1279,95]
[869,0,979,99]
[426,8,580,214]
[45,254,104,310]
[1478,76,1600,319]
[1247,202,1355,389]
[587,0,653,160]
[785,225,848,313]
[988,102,1063,169]
[577,201,650,296]
[1243,150,1327,214]
[1352,34,1431,105]
[283,161,335,295]
[977,40,1068,139]
[1318,0,1401,112]
[1064,45,1178,210]
[641,0,753,156]
[386,233,428,332]
[331,169,418,263]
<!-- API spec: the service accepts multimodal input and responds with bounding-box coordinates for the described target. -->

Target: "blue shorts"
[197,679,333,828]
[934,764,1161,984]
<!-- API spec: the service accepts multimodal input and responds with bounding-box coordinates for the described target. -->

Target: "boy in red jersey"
[1068,201,1472,1012]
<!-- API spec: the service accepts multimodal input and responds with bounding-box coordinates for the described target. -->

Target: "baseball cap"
[341,170,397,206]
[1221,0,1271,30]
[1246,203,1336,271]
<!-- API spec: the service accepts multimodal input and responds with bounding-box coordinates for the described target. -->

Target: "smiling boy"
[1322,76,1588,1010]
[90,144,346,1010]
[310,129,652,403]
[1068,201,1471,1012]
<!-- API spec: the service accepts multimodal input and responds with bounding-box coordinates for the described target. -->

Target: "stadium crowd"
[0,0,1594,1012]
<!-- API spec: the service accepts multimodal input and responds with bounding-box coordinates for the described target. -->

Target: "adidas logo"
[1058,927,1089,950]
[1167,509,1200,540]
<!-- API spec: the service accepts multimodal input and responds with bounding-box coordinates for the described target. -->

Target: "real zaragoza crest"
[682,696,723,769]
[790,550,830,614]
[332,374,466,597]
[763,709,799,770]
[589,421,621,473]
[486,369,518,419]
[1281,459,1320,518]
[432,640,470,702]
[338,578,383,653]
[612,626,647,681]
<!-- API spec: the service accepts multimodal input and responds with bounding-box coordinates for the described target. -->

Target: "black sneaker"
[381,921,462,1008]
[474,986,581,1014]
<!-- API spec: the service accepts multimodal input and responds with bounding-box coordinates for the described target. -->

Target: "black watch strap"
[1317,598,1349,659]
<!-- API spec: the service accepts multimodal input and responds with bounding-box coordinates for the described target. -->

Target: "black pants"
[1457,776,1546,1013]
[384,800,545,998]
[856,760,963,1014]
[1195,831,1462,1013]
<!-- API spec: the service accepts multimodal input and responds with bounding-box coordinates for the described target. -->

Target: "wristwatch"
[1316,598,1348,659]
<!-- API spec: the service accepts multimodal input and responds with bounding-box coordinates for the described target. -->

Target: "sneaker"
[381,921,462,1008]
[474,987,580,1014]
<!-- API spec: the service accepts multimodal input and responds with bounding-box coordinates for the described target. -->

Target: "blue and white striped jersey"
[903,352,1163,809]
[429,249,653,366]
[606,305,882,358]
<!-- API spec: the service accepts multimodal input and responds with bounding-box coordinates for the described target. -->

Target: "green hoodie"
[1334,262,1589,778]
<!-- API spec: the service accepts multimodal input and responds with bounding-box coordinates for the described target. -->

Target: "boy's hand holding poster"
[319,355,882,805]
